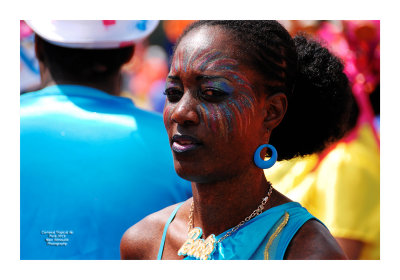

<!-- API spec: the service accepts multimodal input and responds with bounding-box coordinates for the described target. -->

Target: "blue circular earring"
[253,144,277,169]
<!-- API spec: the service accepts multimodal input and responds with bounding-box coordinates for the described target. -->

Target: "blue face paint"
[202,80,235,95]
[219,103,234,133]
[199,103,211,129]
[197,51,223,72]
[167,47,258,142]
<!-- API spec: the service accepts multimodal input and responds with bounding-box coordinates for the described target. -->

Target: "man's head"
[26,20,159,94]
[35,35,134,86]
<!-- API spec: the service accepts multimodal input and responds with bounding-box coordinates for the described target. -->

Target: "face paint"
[163,25,273,182]
[171,48,238,76]
[197,51,223,72]
[202,80,235,95]
[167,47,258,142]
[198,103,210,130]
[227,99,245,136]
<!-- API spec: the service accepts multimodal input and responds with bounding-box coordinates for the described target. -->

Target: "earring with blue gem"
[253,144,277,169]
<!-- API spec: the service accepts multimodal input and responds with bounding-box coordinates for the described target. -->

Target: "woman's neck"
[190,168,272,238]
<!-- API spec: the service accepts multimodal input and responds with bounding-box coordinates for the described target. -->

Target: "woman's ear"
[263,92,287,131]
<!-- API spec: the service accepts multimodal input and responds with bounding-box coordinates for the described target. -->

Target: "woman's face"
[164,25,268,183]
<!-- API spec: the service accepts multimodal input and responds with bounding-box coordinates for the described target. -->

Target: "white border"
[3,0,397,279]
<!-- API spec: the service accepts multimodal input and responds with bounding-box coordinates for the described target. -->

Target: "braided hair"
[175,20,358,160]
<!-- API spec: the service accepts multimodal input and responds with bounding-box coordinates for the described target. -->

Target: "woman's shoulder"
[284,219,348,260]
[120,202,184,260]
[268,189,347,259]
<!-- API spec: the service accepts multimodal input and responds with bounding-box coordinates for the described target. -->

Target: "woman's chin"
[173,163,212,184]
[175,168,206,183]
[173,162,239,184]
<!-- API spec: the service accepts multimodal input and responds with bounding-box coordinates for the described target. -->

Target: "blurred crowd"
[21,20,380,125]
[266,20,380,260]
[20,20,197,113]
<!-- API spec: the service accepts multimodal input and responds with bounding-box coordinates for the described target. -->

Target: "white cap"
[25,20,159,49]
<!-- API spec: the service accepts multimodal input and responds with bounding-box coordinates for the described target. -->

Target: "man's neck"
[39,66,122,96]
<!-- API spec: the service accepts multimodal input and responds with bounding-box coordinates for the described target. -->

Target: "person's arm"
[120,212,166,260]
[284,220,348,260]
[120,204,179,260]
[120,218,156,260]
[335,237,363,260]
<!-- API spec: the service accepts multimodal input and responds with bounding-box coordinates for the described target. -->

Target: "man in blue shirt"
[20,20,192,260]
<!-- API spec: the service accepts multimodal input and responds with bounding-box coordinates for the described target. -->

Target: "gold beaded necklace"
[177,184,273,260]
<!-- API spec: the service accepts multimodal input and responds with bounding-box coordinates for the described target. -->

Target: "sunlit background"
[20,20,380,130]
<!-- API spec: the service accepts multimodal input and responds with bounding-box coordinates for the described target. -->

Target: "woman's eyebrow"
[196,75,232,82]
[166,75,180,81]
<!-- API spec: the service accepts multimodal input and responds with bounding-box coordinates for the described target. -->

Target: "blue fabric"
[20,85,192,260]
[157,202,184,260]
[179,202,317,260]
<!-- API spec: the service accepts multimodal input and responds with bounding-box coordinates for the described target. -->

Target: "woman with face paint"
[120,21,356,260]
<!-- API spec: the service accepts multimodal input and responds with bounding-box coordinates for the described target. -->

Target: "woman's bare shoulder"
[120,203,183,260]
[284,219,348,260]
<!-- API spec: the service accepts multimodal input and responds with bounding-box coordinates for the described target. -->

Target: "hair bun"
[270,34,357,160]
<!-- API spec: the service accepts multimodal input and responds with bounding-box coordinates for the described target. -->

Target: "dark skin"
[120,25,347,260]
[34,38,134,96]
[336,238,364,259]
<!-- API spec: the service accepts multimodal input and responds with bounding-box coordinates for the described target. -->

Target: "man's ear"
[124,45,135,64]
[263,92,287,131]
[34,34,45,62]
[34,35,50,85]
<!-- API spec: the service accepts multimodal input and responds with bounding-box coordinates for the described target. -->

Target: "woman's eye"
[164,88,183,102]
[201,89,228,101]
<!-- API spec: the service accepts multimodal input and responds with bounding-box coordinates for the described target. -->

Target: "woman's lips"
[171,135,202,153]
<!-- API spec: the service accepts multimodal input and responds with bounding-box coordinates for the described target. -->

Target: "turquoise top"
[20,85,192,260]
[158,201,320,260]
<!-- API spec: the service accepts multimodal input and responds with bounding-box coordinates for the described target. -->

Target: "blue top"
[157,201,185,260]
[157,201,320,260]
[20,85,192,260]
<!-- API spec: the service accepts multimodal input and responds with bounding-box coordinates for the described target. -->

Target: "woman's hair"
[35,34,134,82]
[175,20,358,160]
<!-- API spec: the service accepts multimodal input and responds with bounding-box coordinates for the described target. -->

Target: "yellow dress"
[265,123,380,260]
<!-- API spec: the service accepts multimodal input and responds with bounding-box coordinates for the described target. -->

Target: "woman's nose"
[170,94,200,126]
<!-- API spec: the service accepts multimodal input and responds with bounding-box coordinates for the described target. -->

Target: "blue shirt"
[20,85,192,260]
[158,202,320,260]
